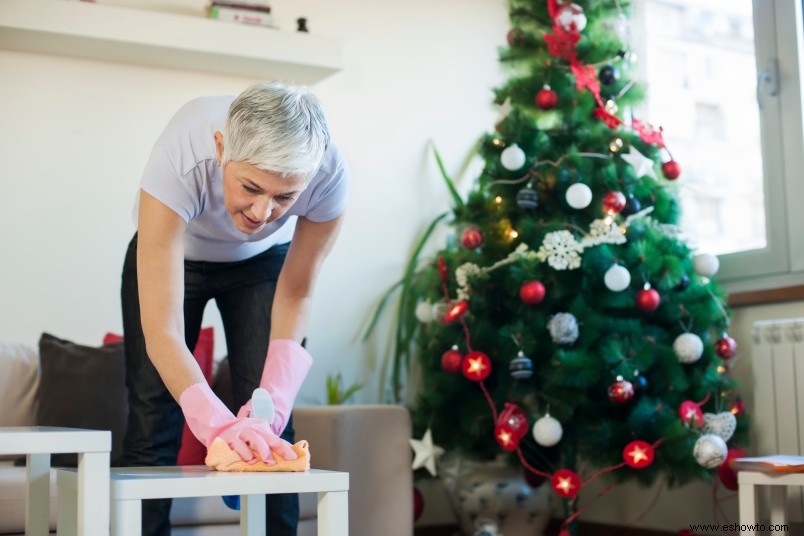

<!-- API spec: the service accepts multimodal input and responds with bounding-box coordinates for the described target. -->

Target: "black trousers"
[120,234,298,535]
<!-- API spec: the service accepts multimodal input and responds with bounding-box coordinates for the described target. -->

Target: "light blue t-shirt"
[134,95,348,262]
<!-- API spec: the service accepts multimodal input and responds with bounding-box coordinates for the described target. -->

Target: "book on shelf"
[208,5,274,27]
[733,455,804,473]
[209,1,271,13]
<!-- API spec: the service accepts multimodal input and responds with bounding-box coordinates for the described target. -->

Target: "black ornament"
[509,352,534,379]
[516,187,539,209]
[599,64,619,86]
[296,17,309,32]
[675,274,690,291]
[620,194,641,216]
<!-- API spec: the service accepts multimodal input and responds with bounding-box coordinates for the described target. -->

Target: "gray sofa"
[0,341,413,535]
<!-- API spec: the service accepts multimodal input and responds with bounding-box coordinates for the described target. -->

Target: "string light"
[609,138,624,152]
[442,300,469,323]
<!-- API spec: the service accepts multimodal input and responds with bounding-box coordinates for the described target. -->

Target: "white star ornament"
[409,428,445,477]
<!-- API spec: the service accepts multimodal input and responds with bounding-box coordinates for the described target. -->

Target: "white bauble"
[555,3,587,32]
[673,333,704,364]
[532,414,563,447]
[693,434,728,468]
[702,412,737,442]
[565,183,593,209]
[501,144,527,171]
[415,301,436,323]
[604,264,631,292]
[693,253,720,278]
[548,313,579,345]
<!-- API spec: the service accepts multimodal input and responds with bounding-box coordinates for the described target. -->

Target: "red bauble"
[535,86,559,110]
[608,377,634,404]
[635,288,661,312]
[413,487,425,521]
[442,300,469,323]
[551,469,582,498]
[662,160,682,180]
[494,422,520,451]
[498,402,529,439]
[623,440,655,469]
[461,226,484,249]
[718,447,747,490]
[441,346,464,374]
[679,400,704,427]
[602,190,627,214]
[520,280,546,304]
[715,335,739,360]
[462,351,491,381]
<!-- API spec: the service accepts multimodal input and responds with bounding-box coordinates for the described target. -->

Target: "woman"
[121,81,348,535]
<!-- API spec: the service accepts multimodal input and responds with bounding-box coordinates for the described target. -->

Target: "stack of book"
[207,1,274,28]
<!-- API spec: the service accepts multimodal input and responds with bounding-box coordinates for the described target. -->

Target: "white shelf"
[0,0,343,84]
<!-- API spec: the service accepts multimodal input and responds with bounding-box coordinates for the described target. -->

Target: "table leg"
[26,452,50,536]
[317,490,348,536]
[56,470,77,536]
[739,481,758,536]
[77,452,109,536]
[769,486,788,534]
[241,494,266,536]
[111,499,141,536]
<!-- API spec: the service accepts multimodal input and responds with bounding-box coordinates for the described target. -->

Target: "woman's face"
[221,160,307,235]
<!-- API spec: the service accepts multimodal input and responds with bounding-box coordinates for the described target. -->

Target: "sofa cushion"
[36,333,128,467]
[0,342,39,428]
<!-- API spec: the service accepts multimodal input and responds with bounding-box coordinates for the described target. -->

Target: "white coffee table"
[57,465,349,536]
[738,470,804,535]
[0,426,110,536]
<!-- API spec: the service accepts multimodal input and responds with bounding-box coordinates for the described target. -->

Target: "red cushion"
[103,327,215,465]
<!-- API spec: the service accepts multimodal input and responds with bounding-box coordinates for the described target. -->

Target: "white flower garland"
[455,208,655,297]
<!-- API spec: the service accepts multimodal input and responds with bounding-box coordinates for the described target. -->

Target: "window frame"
[632,0,804,296]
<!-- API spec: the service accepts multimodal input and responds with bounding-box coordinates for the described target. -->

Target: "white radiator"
[752,317,804,522]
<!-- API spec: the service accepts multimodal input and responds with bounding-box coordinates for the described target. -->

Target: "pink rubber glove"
[237,339,313,435]
[179,382,297,463]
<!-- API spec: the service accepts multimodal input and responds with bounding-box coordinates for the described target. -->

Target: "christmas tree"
[380,0,750,532]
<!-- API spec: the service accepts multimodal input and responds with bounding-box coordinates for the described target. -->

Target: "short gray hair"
[222,81,330,180]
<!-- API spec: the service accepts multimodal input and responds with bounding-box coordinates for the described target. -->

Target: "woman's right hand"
[216,417,297,464]
[179,382,297,464]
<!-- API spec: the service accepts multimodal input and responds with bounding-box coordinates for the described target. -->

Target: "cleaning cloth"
[205,437,310,472]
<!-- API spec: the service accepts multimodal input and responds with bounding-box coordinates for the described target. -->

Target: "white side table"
[0,426,110,536]
[57,465,349,536]
[738,470,804,535]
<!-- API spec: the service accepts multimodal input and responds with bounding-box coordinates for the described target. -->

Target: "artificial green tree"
[384,0,749,532]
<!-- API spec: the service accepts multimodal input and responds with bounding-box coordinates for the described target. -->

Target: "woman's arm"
[269,214,345,342]
[137,189,206,401]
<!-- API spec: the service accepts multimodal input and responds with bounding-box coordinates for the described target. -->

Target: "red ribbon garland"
[546,0,560,19]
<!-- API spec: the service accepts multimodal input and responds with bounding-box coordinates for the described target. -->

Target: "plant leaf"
[431,142,465,209]
[390,211,450,399]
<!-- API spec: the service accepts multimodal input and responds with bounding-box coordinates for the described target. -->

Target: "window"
[633,0,804,293]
